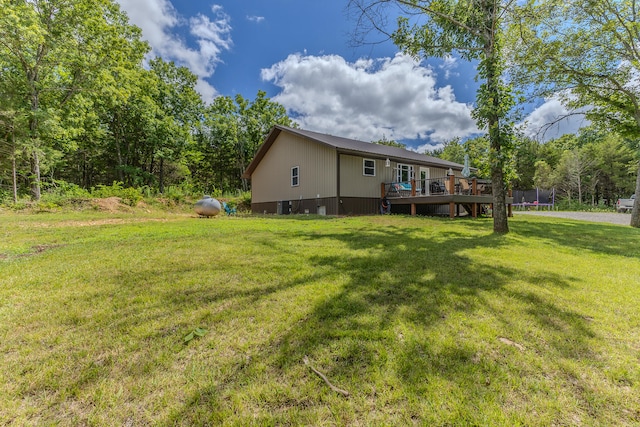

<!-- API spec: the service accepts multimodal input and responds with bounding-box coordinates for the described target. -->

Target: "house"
[242,125,507,216]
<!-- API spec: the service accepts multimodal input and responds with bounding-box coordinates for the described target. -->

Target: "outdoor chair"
[444,180,455,195]
[459,178,472,195]
[222,202,237,215]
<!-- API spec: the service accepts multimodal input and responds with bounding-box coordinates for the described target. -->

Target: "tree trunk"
[485,51,509,233]
[630,159,640,227]
[159,157,164,194]
[112,115,125,183]
[30,149,41,201]
[578,176,582,204]
[29,88,41,200]
[12,133,18,203]
[473,0,510,233]
[491,147,509,233]
[82,150,90,188]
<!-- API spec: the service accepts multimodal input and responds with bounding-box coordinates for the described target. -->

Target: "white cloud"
[417,142,445,153]
[261,53,478,145]
[439,56,459,79]
[520,97,590,141]
[115,0,233,101]
[247,15,265,23]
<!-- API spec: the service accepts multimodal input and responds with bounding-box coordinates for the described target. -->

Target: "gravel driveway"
[514,210,633,226]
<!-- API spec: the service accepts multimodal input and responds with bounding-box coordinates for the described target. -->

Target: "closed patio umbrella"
[462,154,471,178]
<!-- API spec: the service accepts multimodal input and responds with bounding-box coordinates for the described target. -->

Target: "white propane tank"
[194,196,221,217]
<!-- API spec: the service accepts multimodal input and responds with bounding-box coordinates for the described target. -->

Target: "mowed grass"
[1,209,639,426]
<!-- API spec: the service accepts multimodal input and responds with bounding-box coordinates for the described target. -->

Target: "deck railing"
[383,177,491,198]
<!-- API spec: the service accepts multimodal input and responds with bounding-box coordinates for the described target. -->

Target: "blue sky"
[115,0,585,151]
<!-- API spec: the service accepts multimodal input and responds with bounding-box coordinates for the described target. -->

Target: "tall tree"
[533,160,554,190]
[147,58,204,193]
[464,136,493,179]
[195,91,293,193]
[432,137,466,164]
[349,0,516,233]
[372,135,406,148]
[512,136,540,190]
[0,109,26,203]
[0,0,148,200]
[582,132,635,205]
[554,149,595,203]
[510,0,640,226]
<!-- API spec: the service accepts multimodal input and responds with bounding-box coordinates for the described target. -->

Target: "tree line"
[349,0,640,229]
[0,0,292,204]
[432,129,638,207]
[3,0,640,230]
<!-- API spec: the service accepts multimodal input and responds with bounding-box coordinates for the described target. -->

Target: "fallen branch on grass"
[303,356,350,397]
[498,337,525,351]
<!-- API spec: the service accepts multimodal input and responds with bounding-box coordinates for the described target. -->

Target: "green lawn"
[1,210,639,426]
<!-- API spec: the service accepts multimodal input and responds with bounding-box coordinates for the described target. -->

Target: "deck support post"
[449,201,455,219]
[380,183,386,198]
[411,203,416,216]
[449,174,456,194]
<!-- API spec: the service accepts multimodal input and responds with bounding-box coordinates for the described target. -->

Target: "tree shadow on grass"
[166,219,609,425]
[274,224,592,350]
[10,215,631,425]
[511,216,640,259]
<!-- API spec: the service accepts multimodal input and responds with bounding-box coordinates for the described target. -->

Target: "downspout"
[336,151,341,215]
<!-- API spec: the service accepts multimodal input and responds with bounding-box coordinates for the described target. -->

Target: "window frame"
[363,158,376,177]
[291,166,300,187]
[396,163,414,183]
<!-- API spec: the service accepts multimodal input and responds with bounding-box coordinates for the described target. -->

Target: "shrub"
[35,180,92,208]
[0,188,12,205]
[164,185,188,204]
[92,181,125,198]
[42,180,92,199]
[118,187,143,207]
[238,191,252,211]
[91,182,142,206]
[555,199,615,212]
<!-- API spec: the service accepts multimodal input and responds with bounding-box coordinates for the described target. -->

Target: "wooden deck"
[382,177,513,218]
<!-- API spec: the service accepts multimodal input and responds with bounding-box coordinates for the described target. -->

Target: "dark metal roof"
[242,125,466,178]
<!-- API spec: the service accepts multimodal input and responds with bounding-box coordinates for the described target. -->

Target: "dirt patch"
[65,218,130,227]
[32,244,61,253]
[36,217,181,228]
[90,197,133,212]
[1,244,63,260]
[22,216,184,229]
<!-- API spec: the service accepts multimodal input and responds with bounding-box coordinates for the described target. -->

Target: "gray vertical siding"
[248,128,460,215]
[251,133,337,204]
[339,154,393,198]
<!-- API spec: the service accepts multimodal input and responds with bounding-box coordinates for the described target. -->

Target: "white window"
[396,163,414,183]
[363,159,376,176]
[291,166,299,187]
